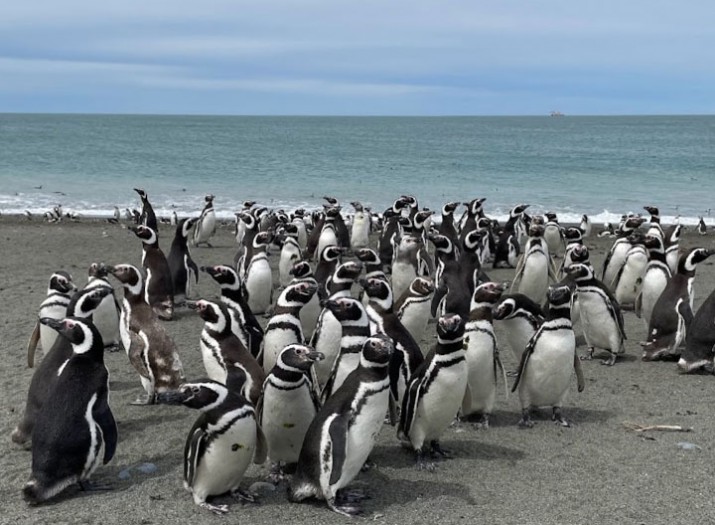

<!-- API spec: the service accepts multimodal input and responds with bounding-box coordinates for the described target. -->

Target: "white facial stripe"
[72,323,95,354]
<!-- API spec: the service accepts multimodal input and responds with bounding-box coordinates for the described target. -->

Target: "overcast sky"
[1,1,713,115]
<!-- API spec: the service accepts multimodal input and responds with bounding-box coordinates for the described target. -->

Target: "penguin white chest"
[398,299,431,346]
[262,381,316,464]
[463,323,498,414]
[519,329,575,408]
[518,252,549,304]
[615,250,648,304]
[199,335,227,383]
[391,262,416,301]
[577,290,621,350]
[415,356,467,442]
[312,311,343,385]
[498,317,536,362]
[245,258,272,313]
[640,268,669,325]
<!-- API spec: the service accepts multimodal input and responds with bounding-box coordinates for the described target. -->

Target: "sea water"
[1,114,713,225]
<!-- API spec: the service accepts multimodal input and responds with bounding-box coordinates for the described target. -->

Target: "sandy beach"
[2,216,714,525]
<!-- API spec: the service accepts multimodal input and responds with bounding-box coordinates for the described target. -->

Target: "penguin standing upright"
[243,231,274,315]
[83,263,121,351]
[259,344,323,482]
[157,367,266,515]
[193,194,217,247]
[398,314,467,470]
[262,280,319,374]
[602,216,646,290]
[493,293,544,364]
[579,214,592,237]
[395,277,435,347]
[130,225,174,320]
[288,336,393,517]
[612,233,648,309]
[664,223,683,276]
[458,197,486,247]
[511,223,555,307]
[191,299,265,405]
[288,261,321,339]
[134,187,157,232]
[13,287,112,446]
[543,212,564,257]
[461,282,507,428]
[698,217,707,236]
[291,208,309,251]
[512,284,585,428]
[109,264,184,404]
[167,217,200,305]
[349,201,371,252]
[641,248,713,361]
[26,271,76,367]
[635,235,672,328]
[437,201,460,245]
[391,235,421,302]
[22,317,117,504]
[566,263,626,365]
[201,264,264,360]
[278,224,303,288]
[493,204,529,269]
[678,286,715,373]
[317,209,340,257]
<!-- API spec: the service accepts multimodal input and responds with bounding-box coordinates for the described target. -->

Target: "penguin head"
[157,380,231,411]
[40,316,98,354]
[130,225,158,245]
[356,248,380,266]
[70,286,113,318]
[323,196,339,206]
[565,263,593,282]
[360,335,393,368]
[201,264,240,289]
[410,277,435,297]
[570,244,590,263]
[564,227,583,243]
[109,264,144,295]
[442,202,459,216]
[623,215,647,231]
[680,247,714,274]
[133,188,147,200]
[511,204,530,217]
[471,282,507,309]
[205,194,214,203]
[190,299,223,324]
[545,212,558,223]
[324,206,341,218]
[547,284,573,309]
[464,197,486,215]
[360,276,392,303]
[180,217,199,238]
[321,297,366,323]
[428,233,453,253]
[463,229,486,252]
[643,205,659,217]
[400,195,417,208]
[285,281,318,304]
[239,211,257,229]
[436,313,466,343]
[49,271,76,294]
[333,261,363,284]
[643,234,665,252]
[626,231,646,245]
[493,293,544,321]
[493,296,517,320]
[320,245,343,263]
[530,215,545,227]
[283,223,299,238]
[289,261,312,278]
[413,210,433,228]
[253,231,273,248]
[87,262,109,280]
[278,344,324,372]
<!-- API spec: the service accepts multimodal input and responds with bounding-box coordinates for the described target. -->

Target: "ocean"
[1,114,714,225]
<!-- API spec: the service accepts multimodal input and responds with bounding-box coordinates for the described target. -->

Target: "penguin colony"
[12,192,715,516]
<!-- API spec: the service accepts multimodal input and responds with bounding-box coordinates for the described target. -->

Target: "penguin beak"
[40,317,64,332]
[155,390,188,405]
[186,301,199,310]
[308,351,325,362]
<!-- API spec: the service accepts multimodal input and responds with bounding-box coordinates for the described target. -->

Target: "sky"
[0,1,713,116]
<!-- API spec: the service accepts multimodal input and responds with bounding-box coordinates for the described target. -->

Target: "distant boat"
[550,110,564,117]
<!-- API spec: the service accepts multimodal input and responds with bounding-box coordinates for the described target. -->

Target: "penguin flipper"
[634,292,642,318]
[677,299,694,328]
[254,423,268,465]
[94,382,118,463]
[398,371,425,440]
[188,258,200,284]
[325,413,350,489]
[128,332,152,380]
[186,423,208,488]
[511,332,538,393]
[574,353,585,393]
[548,256,559,283]
[511,254,526,292]
[605,296,627,342]
[430,284,448,318]
[27,320,41,368]
[494,349,509,400]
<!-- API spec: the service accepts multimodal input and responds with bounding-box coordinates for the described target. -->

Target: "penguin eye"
[191,386,200,394]
[66,321,75,329]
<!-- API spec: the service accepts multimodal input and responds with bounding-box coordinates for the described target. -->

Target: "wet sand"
[2,217,715,525]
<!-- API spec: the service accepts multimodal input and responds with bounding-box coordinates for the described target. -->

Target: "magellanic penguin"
[579,214,592,237]
[201,264,264,361]
[317,209,340,258]
[259,344,323,482]
[82,263,121,352]
[641,248,713,361]
[22,317,117,504]
[493,293,544,364]
[601,216,647,291]
[349,201,371,252]
[493,204,529,269]
[395,276,435,347]
[13,287,112,447]
[543,212,564,257]
[612,233,648,310]
[288,261,321,339]
[566,263,626,366]
[320,297,371,401]
[391,235,422,302]
[461,282,508,428]
[193,194,217,247]
[262,280,319,374]
[191,299,265,405]
[134,187,158,232]
[288,335,393,517]
[278,223,303,288]
[665,223,683,276]
[243,231,274,315]
[457,197,486,246]
[437,201,460,246]
[109,264,185,404]
[512,284,585,428]
[398,314,467,470]
[156,367,267,515]
[26,270,76,368]
[635,234,672,328]
[130,225,175,320]
[698,217,707,236]
[511,223,557,307]
[167,217,200,305]
[678,286,715,373]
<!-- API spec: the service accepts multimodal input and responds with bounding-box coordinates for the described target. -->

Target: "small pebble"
[249,481,276,493]
[676,441,701,451]
[118,468,132,480]
[137,462,158,474]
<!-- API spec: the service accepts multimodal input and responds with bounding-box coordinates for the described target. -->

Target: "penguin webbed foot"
[78,479,113,492]
[360,458,376,472]
[552,407,571,427]
[473,414,490,430]
[414,449,436,471]
[430,440,453,459]
[336,487,368,504]
[328,496,363,517]
[518,408,534,429]
[580,348,595,361]
[199,501,229,515]
[130,393,156,406]
[231,487,258,503]
[267,463,287,485]
[601,353,617,366]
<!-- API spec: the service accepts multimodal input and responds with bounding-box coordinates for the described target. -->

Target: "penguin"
[579,214,591,237]
[287,261,321,339]
[305,210,325,261]
[201,264,264,361]
[361,276,424,405]
[234,209,260,275]
[377,202,403,272]
[493,293,544,364]
[134,188,157,232]
[349,201,371,252]
[493,204,529,269]
[397,314,467,470]
[12,287,112,447]
[317,210,340,258]
[310,261,364,388]
[511,223,556,307]
[566,263,626,366]
[109,264,185,404]
[156,367,267,515]
[635,234,672,328]
[243,231,274,315]
[167,217,200,306]
[278,223,303,288]
[83,263,121,352]
[461,282,507,428]
[329,205,351,249]
[320,297,371,400]
[558,228,585,278]
[170,210,178,226]
[193,194,217,247]
[437,201,460,245]
[130,225,175,321]
[191,299,265,405]
[643,206,664,239]
[262,280,319,374]
[391,235,422,302]
[511,284,585,428]
[26,270,76,368]
[665,223,683,276]
[288,335,393,517]
[543,212,564,257]
[612,233,648,310]
[698,217,707,236]
[395,276,435,347]
[22,317,117,504]
[678,286,715,373]
[457,198,487,245]
[641,248,713,361]
[601,216,646,290]
[428,232,459,292]
[314,244,343,297]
